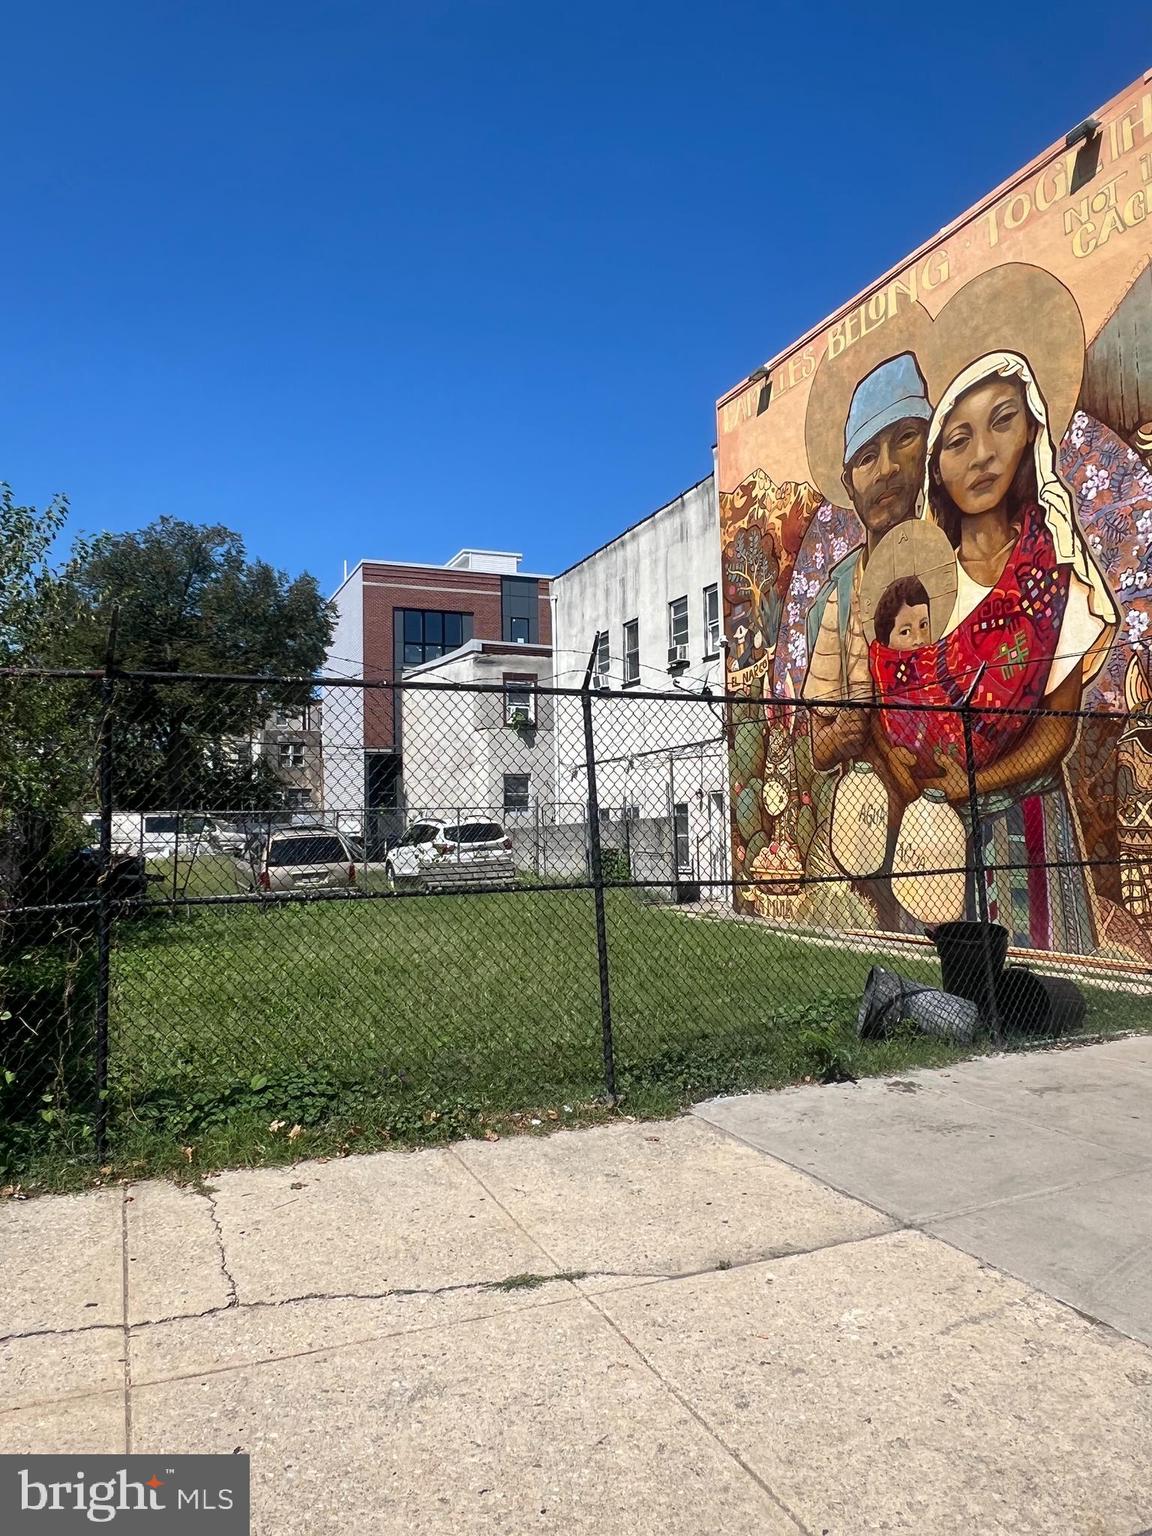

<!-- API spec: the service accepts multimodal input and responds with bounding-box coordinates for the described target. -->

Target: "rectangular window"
[703,584,720,656]
[509,615,530,644]
[502,776,531,812]
[668,596,689,662]
[398,610,469,667]
[503,673,537,726]
[594,630,610,686]
[623,619,639,684]
[673,802,691,871]
[268,835,347,866]
[278,742,306,771]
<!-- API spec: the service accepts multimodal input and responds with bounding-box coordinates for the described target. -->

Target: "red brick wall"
[358,565,550,750]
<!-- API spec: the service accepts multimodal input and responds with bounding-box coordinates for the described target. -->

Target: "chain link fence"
[2,661,1150,1170]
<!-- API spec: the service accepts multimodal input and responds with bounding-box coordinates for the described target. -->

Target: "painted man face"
[842,417,928,537]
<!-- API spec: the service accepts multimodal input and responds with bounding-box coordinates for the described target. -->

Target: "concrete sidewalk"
[2,1039,1151,1534]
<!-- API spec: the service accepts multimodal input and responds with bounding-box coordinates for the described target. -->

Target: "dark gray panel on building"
[501,577,540,644]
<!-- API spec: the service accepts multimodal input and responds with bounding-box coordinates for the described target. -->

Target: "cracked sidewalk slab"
[125,1180,236,1323]
[201,1146,555,1305]
[453,1116,894,1289]
[128,1276,587,1387]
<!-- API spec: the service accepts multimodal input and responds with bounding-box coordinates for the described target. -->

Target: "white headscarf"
[921,351,1119,684]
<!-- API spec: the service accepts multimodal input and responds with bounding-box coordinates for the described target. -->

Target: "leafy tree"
[0,488,93,862]
[55,516,335,810]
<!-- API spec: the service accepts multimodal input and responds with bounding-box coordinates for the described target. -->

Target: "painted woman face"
[936,376,1032,517]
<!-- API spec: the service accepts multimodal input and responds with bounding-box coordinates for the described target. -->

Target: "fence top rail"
[0,663,1136,725]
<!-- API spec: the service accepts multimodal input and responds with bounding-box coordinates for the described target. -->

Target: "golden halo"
[857,520,958,646]
[804,300,936,510]
[923,263,1084,442]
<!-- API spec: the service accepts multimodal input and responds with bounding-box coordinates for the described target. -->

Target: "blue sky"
[2,2,1147,589]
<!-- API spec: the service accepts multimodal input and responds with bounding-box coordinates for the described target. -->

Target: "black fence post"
[94,609,119,1158]
[582,636,617,1103]
[960,665,1002,1044]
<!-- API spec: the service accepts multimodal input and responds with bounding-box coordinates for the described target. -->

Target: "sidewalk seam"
[448,1143,813,1535]
[121,1186,132,1454]
[582,1291,813,1536]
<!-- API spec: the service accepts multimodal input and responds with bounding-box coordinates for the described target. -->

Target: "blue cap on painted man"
[843,352,931,466]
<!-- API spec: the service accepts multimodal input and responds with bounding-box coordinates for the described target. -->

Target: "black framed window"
[673,802,691,870]
[400,610,466,667]
[509,615,530,644]
[503,774,530,811]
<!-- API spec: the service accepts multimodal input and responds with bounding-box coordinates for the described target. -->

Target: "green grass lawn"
[75,885,1150,1185]
[111,889,930,1094]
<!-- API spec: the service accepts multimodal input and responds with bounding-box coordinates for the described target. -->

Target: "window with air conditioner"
[623,619,639,684]
[667,597,689,667]
[503,674,537,726]
[703,584,720,657]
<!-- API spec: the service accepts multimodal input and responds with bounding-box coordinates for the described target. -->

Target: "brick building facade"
[322,550,551,846]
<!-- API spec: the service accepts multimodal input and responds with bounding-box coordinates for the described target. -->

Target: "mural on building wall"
[716,76,1152,959]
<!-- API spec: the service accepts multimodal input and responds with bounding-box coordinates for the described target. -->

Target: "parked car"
[82,812,217,860]
[386,819,512,887]
[235,827,358,893]
[205,815,250,856]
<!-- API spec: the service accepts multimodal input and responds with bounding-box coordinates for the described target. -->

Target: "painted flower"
[1120,568,1136,591]
[818,505,832,524]
[1126,608,1149,644]
[831,537,848,562]
[787,601,801,624]
[1081,460,1115,504]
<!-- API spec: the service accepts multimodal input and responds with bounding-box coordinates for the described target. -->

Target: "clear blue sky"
[3,2,1147,589]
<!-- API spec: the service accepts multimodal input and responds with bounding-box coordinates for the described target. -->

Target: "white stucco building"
[399,640,555,824]
[550,471,731,890]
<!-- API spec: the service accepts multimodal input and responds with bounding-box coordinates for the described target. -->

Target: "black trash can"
[933,921,1009,1019]
[996,965,1087,1039]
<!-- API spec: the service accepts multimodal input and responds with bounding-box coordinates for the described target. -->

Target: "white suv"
[386,819,512,888]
